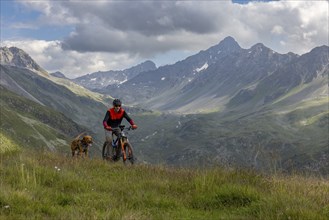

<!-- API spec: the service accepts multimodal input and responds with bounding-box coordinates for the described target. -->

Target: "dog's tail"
[73,132,87,141]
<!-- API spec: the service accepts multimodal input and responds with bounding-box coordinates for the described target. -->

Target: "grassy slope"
[1,65,107,143]
[0,133,19,154]
[0,150,328,219]
[131,102,328,174]
[0,86,89,154]
[49,75,112,105]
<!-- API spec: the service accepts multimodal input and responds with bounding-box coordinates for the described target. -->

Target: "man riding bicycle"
[103,99,137,160]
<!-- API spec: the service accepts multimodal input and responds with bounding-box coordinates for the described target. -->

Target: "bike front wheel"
[123,142,135,165]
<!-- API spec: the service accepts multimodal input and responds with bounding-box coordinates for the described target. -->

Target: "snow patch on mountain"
[195,62,208,72]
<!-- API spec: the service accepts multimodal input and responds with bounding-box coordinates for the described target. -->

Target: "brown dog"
[71,132,93,158]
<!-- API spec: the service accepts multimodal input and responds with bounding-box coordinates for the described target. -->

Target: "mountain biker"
[103,99,137,159]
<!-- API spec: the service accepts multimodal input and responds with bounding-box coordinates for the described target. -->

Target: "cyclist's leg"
[111,130,122,161]
[104,130,113,159]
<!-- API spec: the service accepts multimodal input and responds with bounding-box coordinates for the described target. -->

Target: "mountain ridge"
[100,36,307,113]
[0,46,49,77]
[73,60,157,90]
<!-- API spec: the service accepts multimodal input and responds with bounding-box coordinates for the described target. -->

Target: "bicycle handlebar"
[112,125,132,132]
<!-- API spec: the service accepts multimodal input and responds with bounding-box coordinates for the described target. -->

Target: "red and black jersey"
[103,108,134,128]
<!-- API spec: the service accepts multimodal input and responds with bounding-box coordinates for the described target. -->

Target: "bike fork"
[120,141,127,161]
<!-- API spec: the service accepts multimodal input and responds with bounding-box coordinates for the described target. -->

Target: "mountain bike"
[102,125,135,164]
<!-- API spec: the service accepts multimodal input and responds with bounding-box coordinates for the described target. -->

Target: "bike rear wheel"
[102,141,115,161]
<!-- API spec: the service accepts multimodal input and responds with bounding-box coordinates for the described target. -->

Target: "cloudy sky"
[1,0,328,78]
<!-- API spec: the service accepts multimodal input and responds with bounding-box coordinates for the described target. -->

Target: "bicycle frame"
[112,125,132,162]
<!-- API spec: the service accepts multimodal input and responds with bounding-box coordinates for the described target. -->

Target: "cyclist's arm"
[103,111,110,127]
[123,111,135,125]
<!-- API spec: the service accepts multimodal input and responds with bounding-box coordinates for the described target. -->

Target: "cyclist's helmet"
[113,99,122,106]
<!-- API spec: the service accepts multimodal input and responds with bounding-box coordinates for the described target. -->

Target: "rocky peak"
[208,36,241,54]
[295,45,329,81]
[126,60,157,74]
[306,45,329,60]
[0,46,48,75]
[249,43,272,54]
[0,47,14,64]
[218,36,241,49]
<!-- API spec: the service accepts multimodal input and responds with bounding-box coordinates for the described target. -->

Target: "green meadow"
[1,148,328,220]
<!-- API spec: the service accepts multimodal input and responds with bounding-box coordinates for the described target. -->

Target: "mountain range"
[0,37,328,174]
[96,37,327,115]
[72,60,157,90]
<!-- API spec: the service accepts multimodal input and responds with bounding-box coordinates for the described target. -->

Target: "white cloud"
[32,0,327,55]
[20,1,79,26]
[2,0,328,77]
[2,40,138,78]
[271,25,284,35]
[231,1,328,52]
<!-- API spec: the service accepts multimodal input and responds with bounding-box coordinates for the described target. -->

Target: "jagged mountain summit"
[0,46,48,76]
[73,60,157,90]
[0,46,111,106]
[228,45,329,108]
[101,36,313,113]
